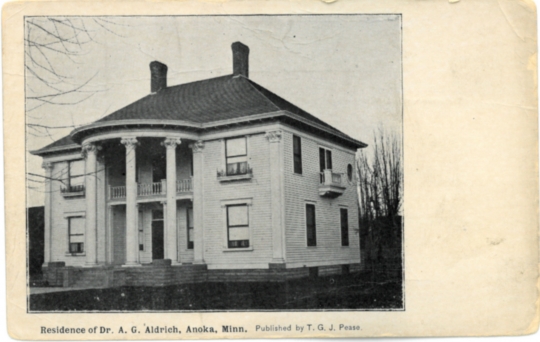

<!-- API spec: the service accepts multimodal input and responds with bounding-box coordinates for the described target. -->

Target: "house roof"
[31,135,80,156]
[32,74,366,156]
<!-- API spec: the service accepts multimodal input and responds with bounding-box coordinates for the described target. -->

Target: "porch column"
[162,138,181,264]
[265,130,286,264]
[83,143,99,267]
[189,140,205,264]
[121,137,140,267]
[42,162,54,266]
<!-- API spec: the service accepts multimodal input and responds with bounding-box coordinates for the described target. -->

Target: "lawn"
[29,270,403,311]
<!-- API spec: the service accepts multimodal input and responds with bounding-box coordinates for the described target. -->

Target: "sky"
[25,15,402,207]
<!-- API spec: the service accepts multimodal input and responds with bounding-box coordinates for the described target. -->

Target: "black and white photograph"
[25,14,403,312]
[4,0,539,339]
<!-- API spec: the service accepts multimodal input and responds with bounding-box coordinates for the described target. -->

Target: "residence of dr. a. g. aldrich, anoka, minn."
[31,41,367,287]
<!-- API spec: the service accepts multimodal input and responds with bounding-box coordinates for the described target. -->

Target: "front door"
[151,209,164,260]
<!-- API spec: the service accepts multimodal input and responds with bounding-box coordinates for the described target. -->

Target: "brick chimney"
[232,42,249,78]
[150,61,168,93]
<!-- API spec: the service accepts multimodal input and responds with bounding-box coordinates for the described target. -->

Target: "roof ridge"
[237,75,282,112]
[164,73,234,91]
[243,77,350,136]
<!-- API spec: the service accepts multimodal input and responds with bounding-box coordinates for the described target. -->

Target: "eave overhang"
[31,110,367,156]
[30,143,81,157]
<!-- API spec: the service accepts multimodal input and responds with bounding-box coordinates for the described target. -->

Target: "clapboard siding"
[49,158,107,267]
[201,133,273,268]
[282,129,360,267]
[49,161,86,267]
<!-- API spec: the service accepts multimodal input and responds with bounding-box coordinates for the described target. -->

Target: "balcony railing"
[60,184,85,197]
[319,169,346,198]
[176,179,192,193]
[320,170,343,186]
[217,163,253,182]
[61,184,85,193]
[138,182,163,196]
[110,186,126,199]
[109,178,193,200]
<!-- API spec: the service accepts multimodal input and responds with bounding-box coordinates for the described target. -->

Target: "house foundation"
[41,262,364,288]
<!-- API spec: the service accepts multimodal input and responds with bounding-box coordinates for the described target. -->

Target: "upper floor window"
[67,160,84,192]
[306,203,317,247]
[319,148,332,183]
[187,207,194,249]
[347,164,353,182]
[319,147,333,172]
[340,208,349,247]
[226,137,248,176]
[68,216,85,254]
[226,204,250,248]
[293,135,303,174]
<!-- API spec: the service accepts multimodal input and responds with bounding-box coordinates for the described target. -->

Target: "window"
[340,208,349,246]
[68,217,85,253]
[319,147,332,182]
[187,207,194,249]
[138,210,144,251]
[226,137,248,176]
[226,204,249,248]
[306,204,317,247]
[293,135,303,174]
[319,147,333,171]
[347,164,353,182]
[67,160,84,192]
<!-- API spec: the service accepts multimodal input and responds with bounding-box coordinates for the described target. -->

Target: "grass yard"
[29,270,403,311]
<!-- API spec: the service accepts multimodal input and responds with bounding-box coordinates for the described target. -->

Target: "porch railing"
[109,178,193,199]
[110,186,126,199]
[138,182,163,196]
[176,178,192,193]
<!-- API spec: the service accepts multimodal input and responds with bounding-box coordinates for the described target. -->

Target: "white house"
[31,42,367,287]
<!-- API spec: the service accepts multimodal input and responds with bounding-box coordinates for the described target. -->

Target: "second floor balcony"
[217,162,253,182]
[60,184,85,198]
[109,178,193,201]
[319,169,346,198]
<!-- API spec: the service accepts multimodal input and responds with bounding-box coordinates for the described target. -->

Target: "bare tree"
[25,17,125,189]
[25,17,123,134]
[357,128,403,279]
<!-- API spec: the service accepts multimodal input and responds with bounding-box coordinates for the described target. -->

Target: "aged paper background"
[3,0,539,339]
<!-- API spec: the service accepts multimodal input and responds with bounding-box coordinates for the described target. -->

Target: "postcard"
[3,0,538,339]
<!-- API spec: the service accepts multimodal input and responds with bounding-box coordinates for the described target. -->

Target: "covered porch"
[108,199,194,267]
[77,132,205,269]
